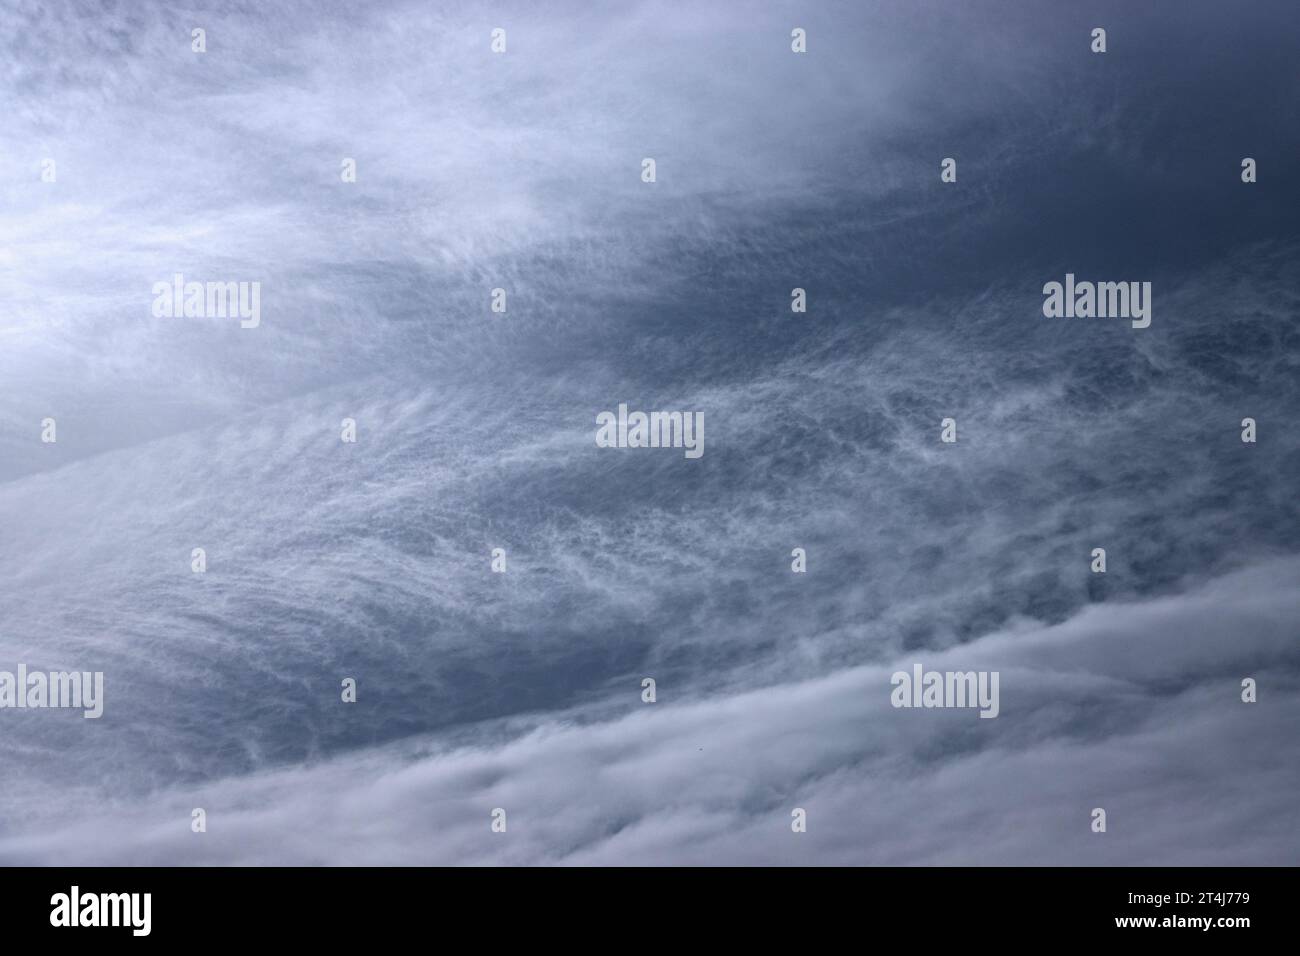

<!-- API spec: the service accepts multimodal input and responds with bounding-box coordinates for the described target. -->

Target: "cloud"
[1,0,1297,864]
[2,556,1296,865]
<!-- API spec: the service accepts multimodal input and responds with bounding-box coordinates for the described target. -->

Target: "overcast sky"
[1,0,1297,865]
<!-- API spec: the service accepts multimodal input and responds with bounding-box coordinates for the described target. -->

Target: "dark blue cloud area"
[0,0,1297,864]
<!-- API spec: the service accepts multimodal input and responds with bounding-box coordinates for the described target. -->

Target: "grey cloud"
[1,0,1297,864]
[1,557,1295,865]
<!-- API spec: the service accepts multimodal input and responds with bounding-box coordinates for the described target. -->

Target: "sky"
[0,0,1297,865]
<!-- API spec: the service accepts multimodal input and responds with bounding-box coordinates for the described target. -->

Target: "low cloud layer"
[2,557,1297,865]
